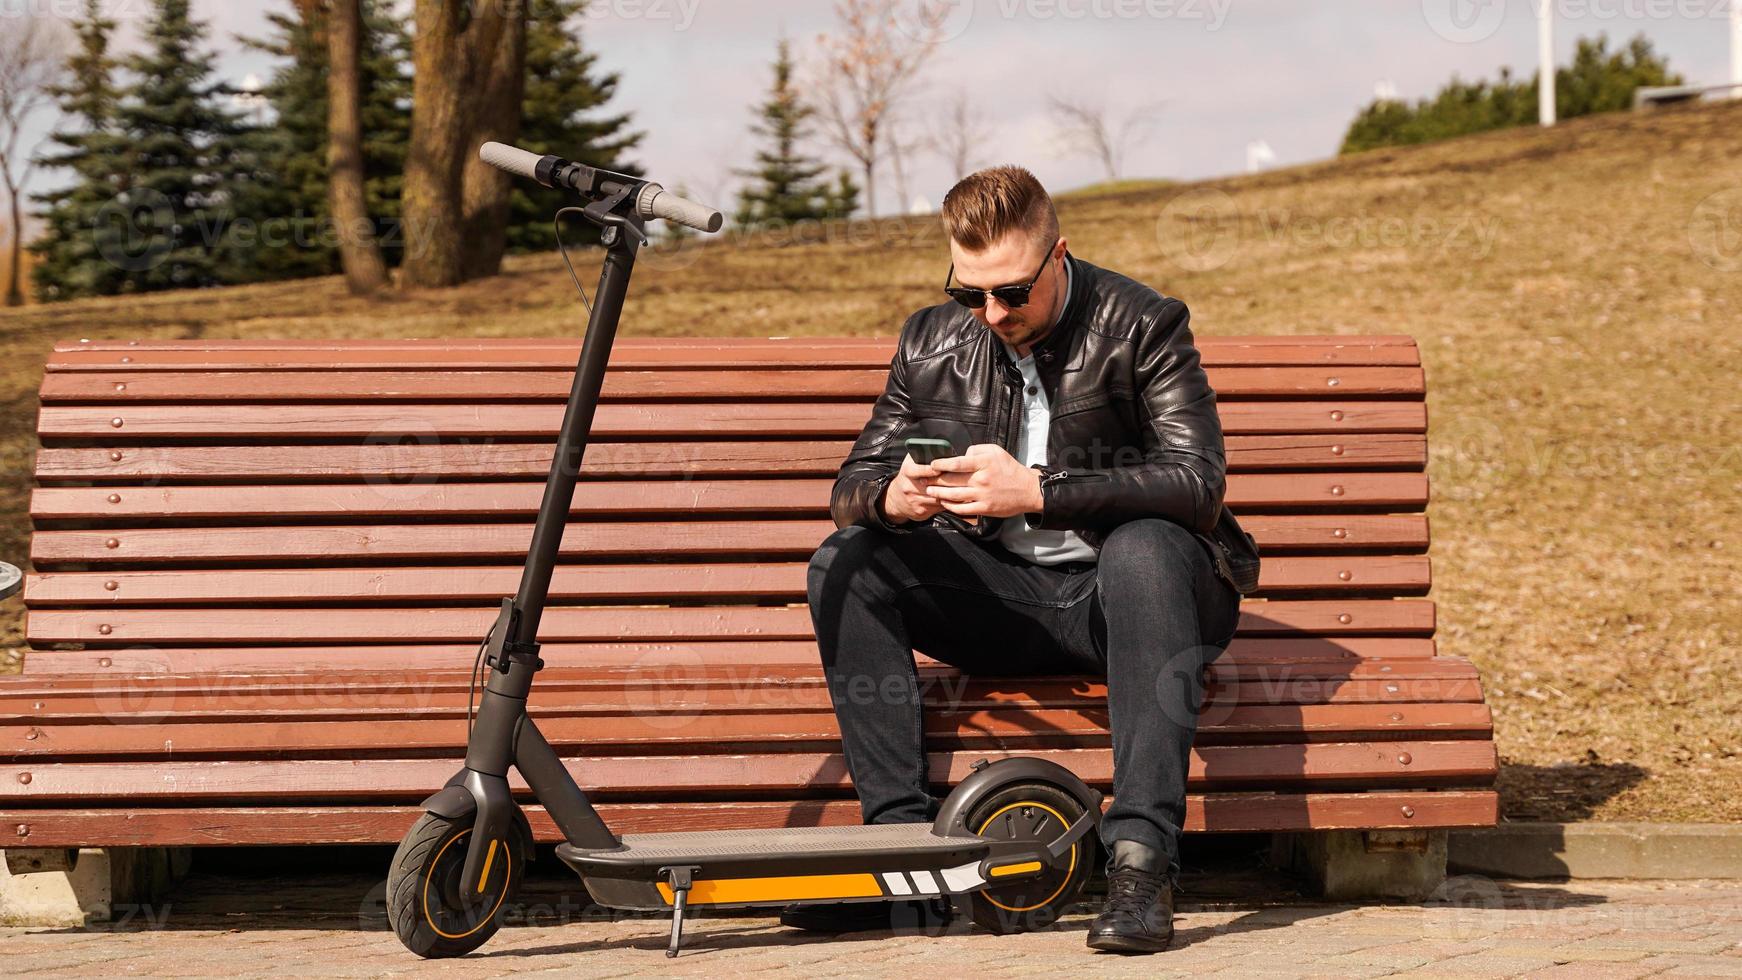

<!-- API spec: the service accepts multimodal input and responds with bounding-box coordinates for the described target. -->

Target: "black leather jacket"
[830,253,1261,595]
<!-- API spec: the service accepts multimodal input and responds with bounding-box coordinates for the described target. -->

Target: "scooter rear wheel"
[964,781,1093,934]
[386,812,522,958]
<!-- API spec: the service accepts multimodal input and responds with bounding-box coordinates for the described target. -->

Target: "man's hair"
[940,165,1060,253]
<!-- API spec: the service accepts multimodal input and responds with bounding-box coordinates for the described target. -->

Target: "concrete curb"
[1449,823,1742,880]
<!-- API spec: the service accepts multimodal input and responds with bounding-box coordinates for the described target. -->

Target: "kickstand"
[663,865,700,958]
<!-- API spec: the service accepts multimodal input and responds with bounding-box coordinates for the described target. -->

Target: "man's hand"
[924,444,1044,519]
[881,454,949,524]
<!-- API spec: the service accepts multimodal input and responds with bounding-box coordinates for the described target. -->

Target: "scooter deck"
[560,822,988,872]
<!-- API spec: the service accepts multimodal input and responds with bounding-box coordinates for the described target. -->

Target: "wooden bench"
[1,335,1496,889]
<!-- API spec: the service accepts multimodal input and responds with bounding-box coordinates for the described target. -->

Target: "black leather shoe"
[779,897,953,934]
[1086,839,1175,954]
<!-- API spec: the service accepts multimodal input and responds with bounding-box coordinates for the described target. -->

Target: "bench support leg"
[1269,829,1448,901]
[1,846,191,927]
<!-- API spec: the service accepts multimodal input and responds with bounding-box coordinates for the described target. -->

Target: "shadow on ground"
[38,832,1620,960]
[1496,759,1650,822]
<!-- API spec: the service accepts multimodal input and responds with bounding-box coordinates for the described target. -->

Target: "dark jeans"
[806,517,1242,883]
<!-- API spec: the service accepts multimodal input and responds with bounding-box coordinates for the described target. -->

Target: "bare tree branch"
[812,0,948,219]
[1046,95,1164,182]
[927,92,991,181]
[0,13,66,305]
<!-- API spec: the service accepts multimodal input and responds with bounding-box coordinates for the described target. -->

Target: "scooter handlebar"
[478,140,543,183]
[478,141,723,233]
[636,184,725,234]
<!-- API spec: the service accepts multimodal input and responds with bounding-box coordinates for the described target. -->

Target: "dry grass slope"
[1,100,1738,822]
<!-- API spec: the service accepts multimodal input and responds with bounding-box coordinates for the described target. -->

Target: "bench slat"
[29,515,1429,566]
[2,704,1492,757]
[41,366,1426,402]
[37,400,1428,439]
[0,741,1498,802]
[30,473,1430,521]
[47,336,1423,370]
[0,790,1500,846]
[5,674,1485,721]
[13,637,1444,677]
[23,556,1430,606]
[25,599,1436,645]
[34,434,1429,482]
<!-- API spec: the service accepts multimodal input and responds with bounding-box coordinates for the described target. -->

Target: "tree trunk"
[400,0,525,289]
[326,0,389,294]
[458,10,526,281]
[5,179,22,307]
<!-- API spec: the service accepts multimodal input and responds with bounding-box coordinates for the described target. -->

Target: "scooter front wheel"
[386,811,521,958]
[965,781,1094,934]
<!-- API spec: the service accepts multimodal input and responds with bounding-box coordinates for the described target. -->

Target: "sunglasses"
[943,239,1060,310]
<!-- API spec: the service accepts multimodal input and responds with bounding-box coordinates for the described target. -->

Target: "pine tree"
[822,169,860,222]
[29,0,128,301]
[506,0,642,252]
[735,39,851,230]
[234,6,335,281]
[239,0,412,279]
[113,0,256,292]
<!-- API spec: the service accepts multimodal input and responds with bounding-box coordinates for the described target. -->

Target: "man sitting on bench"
[794,166,1260,953]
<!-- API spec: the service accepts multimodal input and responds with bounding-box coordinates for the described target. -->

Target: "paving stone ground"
[4,857,1740,978]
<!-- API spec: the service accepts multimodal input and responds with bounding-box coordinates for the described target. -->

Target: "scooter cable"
[466,621,495,740]
[554,207,594,316]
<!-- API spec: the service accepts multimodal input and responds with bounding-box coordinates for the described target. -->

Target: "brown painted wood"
[3,674,1485,723]
[14,636,1445,677]
[2,789,1498,847]
[35,400,1428,439]
[29,473,1428,522]
[9,334,1493,850]
[28,515,1429,567]
[2,704,1492,758]
[25,599,1436,645]
[46,336,1423,371]
[33,433,1428,483]
[0,741,1498,802]
[41,365,1426,402]
[22,556,1429,607]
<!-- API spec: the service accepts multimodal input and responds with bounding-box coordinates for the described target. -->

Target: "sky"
[8,0,1742,222]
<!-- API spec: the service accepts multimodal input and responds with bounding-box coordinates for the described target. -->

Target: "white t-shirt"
[995,262,1099,566]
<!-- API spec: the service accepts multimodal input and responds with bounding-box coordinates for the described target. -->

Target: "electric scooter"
[384,142,1104,959]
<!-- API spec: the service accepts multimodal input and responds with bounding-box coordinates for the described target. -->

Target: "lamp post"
[1731,0,1741,99]
[1538,0,1556,125]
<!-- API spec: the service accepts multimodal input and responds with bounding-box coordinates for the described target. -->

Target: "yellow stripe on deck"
[655,872,884,905]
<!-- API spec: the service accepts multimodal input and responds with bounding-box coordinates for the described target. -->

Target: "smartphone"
[905,437,956,466]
